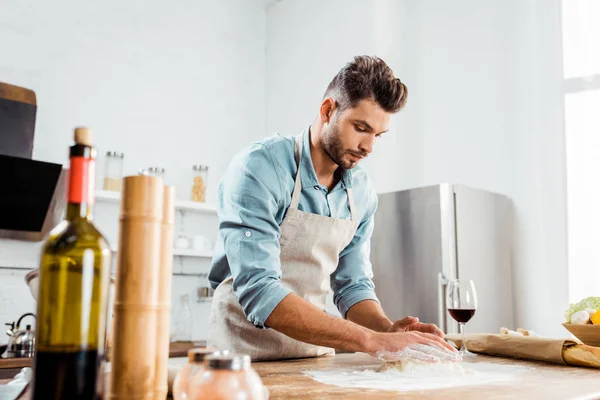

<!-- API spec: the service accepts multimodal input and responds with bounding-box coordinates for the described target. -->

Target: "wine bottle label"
[68,156,95,204]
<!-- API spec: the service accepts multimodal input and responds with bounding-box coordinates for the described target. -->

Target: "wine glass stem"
[459,322,466,352]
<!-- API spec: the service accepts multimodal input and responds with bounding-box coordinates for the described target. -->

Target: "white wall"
[508,0,568,336]
[266,0,376,135]
[0,0,267,341]
[266,0,568,336]
[1,0,266,198]
[0,0,571,343]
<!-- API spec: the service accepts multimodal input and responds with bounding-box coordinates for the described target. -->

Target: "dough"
[379,359,465,374]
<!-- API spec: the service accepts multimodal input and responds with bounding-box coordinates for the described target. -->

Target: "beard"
[320,122,367,170]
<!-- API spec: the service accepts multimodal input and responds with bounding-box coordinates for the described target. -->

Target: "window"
[563,0,600,302]
[562,0,600,79]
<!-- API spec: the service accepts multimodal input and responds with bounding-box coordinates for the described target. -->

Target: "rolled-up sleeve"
[331,188,380,318]
[217,144,292,328]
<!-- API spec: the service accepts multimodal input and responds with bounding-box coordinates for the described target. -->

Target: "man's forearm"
[346,299,393,332]
[265,293,377,353]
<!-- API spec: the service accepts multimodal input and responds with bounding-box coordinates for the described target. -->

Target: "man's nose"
[359,135,375,155]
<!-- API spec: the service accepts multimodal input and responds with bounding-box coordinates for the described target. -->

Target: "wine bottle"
[33,127,111,399]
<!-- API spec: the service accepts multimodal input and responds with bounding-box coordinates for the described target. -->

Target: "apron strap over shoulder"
[290,134,304,209]
[346,186,357,222]
[291,130,357,222]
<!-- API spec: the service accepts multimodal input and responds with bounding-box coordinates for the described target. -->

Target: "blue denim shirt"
[209,128,380,328]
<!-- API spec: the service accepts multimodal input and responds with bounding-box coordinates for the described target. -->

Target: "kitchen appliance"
[2,313,36,358]
[371,184,514,334]
[0,82,67,241]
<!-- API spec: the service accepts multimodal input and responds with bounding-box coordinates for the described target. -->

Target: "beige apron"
[208,133,359,361]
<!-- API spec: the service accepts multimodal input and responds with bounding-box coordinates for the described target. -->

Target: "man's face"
[321,98,391,170]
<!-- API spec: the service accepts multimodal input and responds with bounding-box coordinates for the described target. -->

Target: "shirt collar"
[300,127,352,190]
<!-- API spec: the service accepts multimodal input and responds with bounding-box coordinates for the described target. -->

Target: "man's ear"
[319,98,336,124]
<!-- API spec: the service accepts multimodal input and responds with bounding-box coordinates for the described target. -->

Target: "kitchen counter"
[5,352,600,399]
[252,353,600,399]
[0,341,205,395]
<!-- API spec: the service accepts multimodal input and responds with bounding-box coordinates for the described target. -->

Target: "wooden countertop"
[0,341,205,398]
[5,352,600,399]
[253,353,600,400]
[0,357,32,370]
[0,341,203,370]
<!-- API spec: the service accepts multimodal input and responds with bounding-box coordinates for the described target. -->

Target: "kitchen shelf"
[172,248,213,258]
[111,246,213,258]
[95,190,121,202]
[95,190,217,213]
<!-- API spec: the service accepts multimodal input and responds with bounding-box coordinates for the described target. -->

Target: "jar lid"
[204,354,251,371]
[148,167,165,173]
[106,151,124,158]
[192,164,209,171]
[188,348,224,363]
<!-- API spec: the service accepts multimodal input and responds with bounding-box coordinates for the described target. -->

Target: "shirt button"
[244,230,252,238]
[314,186,319,190]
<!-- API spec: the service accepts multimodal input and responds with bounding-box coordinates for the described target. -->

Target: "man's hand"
[388,316,444,338]
[265,295,454,358]
[367,330,457,356]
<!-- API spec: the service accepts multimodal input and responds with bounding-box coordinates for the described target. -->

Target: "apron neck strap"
[290,134,304,209]
[291,132,358,222]
[346,186,357,221]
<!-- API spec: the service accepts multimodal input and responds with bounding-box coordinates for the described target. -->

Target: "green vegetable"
[565,297,600,322]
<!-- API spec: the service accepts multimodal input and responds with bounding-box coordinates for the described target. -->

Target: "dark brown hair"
[324,56,407,113]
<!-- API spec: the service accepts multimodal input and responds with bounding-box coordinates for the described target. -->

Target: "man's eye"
[355,125,366,132]
[375,133,383,138]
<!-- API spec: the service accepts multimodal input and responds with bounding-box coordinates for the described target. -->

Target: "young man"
[208,56,455,361]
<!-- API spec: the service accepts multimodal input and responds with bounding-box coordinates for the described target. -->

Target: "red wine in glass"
[446,279,478,356]
[448,308,476,324]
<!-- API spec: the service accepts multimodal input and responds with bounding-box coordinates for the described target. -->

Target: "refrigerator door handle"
[437,272,449,331]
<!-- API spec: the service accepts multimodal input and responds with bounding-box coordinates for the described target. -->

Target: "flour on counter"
[304,361,531,392]
[378,358,467,373]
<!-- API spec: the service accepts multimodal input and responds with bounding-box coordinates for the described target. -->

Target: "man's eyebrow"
[353,119,374,131]
[354,119,389,135]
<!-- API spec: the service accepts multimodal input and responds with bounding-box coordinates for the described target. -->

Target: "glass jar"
[147,166,165,180]
[103,151,124,191]
[172,348,222,400]
[189,355,265,400]
[191,165,208,202]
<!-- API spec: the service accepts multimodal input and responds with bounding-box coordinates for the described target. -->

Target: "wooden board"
[0,341,201,368]
[0,357,32,370]
[106,340,207,361]
[168,341,207,358]
[0,82,37,159]
[253,353,600,400]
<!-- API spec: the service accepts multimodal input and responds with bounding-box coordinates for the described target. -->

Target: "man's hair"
[324,56,407,113]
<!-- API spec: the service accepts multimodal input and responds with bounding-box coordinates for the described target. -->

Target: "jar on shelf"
[147,167,166,180]
[103,151,124,192]
[191,165,208,203]
[172,348,223,400]
[189,354,265,400]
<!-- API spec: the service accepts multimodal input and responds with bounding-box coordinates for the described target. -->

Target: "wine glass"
[446,279,478,357]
